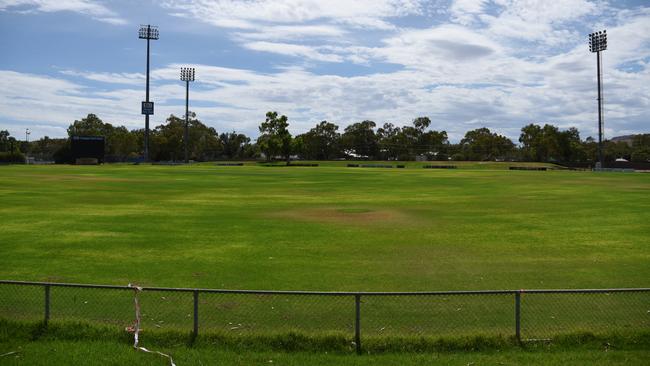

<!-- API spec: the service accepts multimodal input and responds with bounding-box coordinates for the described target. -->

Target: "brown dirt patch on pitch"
[269,207,414,226]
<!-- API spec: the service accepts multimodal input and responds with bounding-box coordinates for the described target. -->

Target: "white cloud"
[162,0,425,44]
[59,70,144,85]
[0,0,126,24]
[449,0,490,25]
[481,0,600,46]
[376,24,502,69]
[233,24,347,41]
[162,0,425,26]
[0,70,134,129]
[243,41,344,63]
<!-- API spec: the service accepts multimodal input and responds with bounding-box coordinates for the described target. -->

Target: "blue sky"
[0,0,648,142]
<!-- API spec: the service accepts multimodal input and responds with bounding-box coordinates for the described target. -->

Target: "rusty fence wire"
[0,281,648,353]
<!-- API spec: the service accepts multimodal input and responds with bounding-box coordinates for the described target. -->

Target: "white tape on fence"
[126,284,176,366]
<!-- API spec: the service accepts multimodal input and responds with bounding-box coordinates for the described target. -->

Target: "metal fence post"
[355,294,361,354]
[193,290,199,337]
[515,291,521,343]
[44,284,50,325]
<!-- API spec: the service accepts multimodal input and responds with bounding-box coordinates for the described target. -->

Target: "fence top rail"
[1,280,649,295]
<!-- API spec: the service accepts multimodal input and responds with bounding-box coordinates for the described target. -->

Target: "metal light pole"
[589,30,607,169]
[180,67,195,163]
[25,128,30,156]
[138,25,159,162]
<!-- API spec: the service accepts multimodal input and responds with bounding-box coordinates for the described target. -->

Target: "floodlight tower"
[25,128,30,155]
[589,30,607,169]
[180,67,195,163]
[138,24,159,162]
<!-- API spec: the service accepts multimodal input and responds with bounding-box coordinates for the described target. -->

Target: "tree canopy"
[7,111,650,165]
[257,111,292,163]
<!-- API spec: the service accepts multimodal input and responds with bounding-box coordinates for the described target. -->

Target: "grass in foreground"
[1,321,649,365]
[3,340,650,366]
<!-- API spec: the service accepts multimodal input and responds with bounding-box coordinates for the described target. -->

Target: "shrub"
[53,144,72,164]
[631,150,650,163]
[451,153,465,161]
[0,151,25,163]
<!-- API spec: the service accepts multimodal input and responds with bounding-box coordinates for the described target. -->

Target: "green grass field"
[1,163,648,290]
[1,163,649,364]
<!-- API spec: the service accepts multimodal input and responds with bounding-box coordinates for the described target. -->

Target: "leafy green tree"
[581,136,598,163]
[291,134,306,159]
[421,130,449,160]
[414,117,448,160]
[397,125,422,160]
[151,113,222,161]
[67,114,112,137]
[53,142,72,164]
[377,123,401,160]
[0,130,19,152]
[412,116,431,131]
[630,134,650,163]
[555,127,585,162]
[220,132,252,159]
[29,136,69,161]
[258,111,292,163]
[0,130,25,162]
[631,150,650,163]
[603,140,632,162]
[295,121,341,160]
[632,134,650,148]
[519,124,543,161]
[376,118,448,160]
[461,127,514,161]
[341,120,379,159]
[109,127,139,161]
[519,124,563,162]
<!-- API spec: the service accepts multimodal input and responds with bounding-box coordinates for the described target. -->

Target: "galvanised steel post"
[515,291,521,343]
[44,284,50,325]
[193,290,199,337]
[355,294,361,354]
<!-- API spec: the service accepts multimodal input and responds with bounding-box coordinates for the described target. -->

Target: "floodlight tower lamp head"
[588,29,607,53]
[138,25,159,40]
[180,67,196,82]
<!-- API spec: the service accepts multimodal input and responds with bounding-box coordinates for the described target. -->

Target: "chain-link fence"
[0,281,648,352]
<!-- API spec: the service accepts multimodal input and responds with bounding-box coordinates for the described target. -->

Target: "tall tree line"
[3,111,650,164]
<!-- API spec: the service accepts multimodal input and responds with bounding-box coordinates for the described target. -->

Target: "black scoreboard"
[71,136,105,163]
